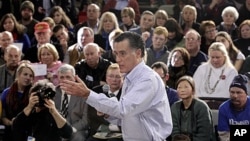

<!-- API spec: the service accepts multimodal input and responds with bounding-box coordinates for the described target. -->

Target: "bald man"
[75,43,112,89]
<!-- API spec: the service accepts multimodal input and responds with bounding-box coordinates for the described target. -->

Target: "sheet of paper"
[31,64,47,76]
[12,43,23,51]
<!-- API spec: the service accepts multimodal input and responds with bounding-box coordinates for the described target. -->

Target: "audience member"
[0,31,14,65]
[12,79,73,141]
[146,26,169,67]
[102,0,140,24]
[167,47,190,89]
[52,24,76,60]
[215,31,245,71]
[217,6,238,40]
[130,10,155,48]
[193,42,238,98]
[1,62,34,141]
[0,13,31,54]
[173,0,195,24]
[217,74,250,141]
[0,45,22,95]
[88,63,123,140]
[19,1,39,41]
[180,5,200,34]
[49,6,74,31]
[171,75,215,141]
[34,43,63,86]
[203,0,234,25]
[102,28,123,63]
[151,61,179,106]
[119,7,138,31]
[165,18,185,51]
[66,27,93,66]
[24,22,64,63]
[234,19,250,57]
[60,32,173,140]
[236,0,250,26]
[154,9,168,28]
[239,55,250,74]
[199,20,217,55]
[74,3,101,35]
[184,29,208,76]
[55,64,89,141]
[75,43,111,89]
[94,12,119,51]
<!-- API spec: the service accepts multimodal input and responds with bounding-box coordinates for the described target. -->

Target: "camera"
[35,86,56,107]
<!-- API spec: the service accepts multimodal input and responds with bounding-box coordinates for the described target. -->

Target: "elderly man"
[0,45,22,95]
[0,31,14,65]
[60,32,172,140]
[66,27,95,66]
[185,29,208,76]
[75,42,111,89]
[218,74,250,141]
[54,64,88,141]
[74,3,100,35]
[23,22,64,62]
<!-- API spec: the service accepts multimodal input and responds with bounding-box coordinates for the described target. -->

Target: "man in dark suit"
[87,63,123,141]
[54,64,89,141]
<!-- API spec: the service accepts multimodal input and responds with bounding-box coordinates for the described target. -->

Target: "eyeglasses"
[107,75,122,79]
[205,29,217,34]
[185,38,198,42]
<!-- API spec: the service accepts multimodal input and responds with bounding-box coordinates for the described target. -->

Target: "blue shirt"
[87,61,172,140]
[218,96,250,131]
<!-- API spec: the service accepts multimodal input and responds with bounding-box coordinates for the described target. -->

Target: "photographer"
[12,79,73,141]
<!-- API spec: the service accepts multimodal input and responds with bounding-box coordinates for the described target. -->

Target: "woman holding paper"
[1,62,35,141]
[34,43,62,86]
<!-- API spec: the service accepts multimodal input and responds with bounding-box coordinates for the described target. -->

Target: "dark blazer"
[88,85,122,136]
[54,87,89,141]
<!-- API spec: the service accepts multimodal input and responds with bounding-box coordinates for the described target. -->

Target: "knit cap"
[229,74,249,94]
[20,1,34,13]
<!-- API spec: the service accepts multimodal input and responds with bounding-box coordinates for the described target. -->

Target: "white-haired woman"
[193,42,238,98]
[217,6,239,40]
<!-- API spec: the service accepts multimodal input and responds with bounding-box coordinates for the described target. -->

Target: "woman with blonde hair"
[154,9,168,27]
[193,42,238,98]
[94,12,120,51]
[1,62,35,141]
[180,5,200,34]
[34,43,62,86]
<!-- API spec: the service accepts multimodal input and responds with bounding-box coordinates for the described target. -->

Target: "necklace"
[204,67,225,94]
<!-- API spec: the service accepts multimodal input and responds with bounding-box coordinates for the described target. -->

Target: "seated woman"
[1,62,34,141]
[193,42,238,98]
[167,47,190,89]
[12,79,73,141]
[154,9,168,28]
[180,5,200,34]
[217,6,238,40]
[34,43,63,86]
[171,75,215,141]
[215,31,245,71]
[165,18,185,51]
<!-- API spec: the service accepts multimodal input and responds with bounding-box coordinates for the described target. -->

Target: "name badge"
[86,75,93,81]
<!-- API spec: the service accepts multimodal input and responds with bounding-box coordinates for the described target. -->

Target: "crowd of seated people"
[0,0,249,141]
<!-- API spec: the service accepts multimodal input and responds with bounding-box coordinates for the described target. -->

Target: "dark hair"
[176,75,195,92]
[151,61,169,74]
[114,31,145,57]
[0,13,26,35]
[165,18,184,40]
[168,47,190,69]
[52,24,66,33]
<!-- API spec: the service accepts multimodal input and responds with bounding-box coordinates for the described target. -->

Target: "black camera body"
[35,86,56,107]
